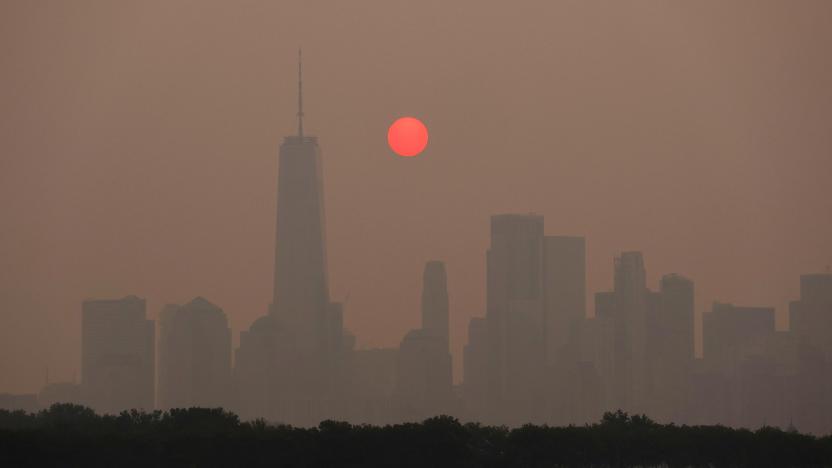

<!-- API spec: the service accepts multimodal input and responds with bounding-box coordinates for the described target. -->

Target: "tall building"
[157,297,231,410]
[787,272,832,433]
[344,348,397,424]
[645,274,694,421]
[272,51,331,354]
[486,214,545,421]
[421,261,449,351]
[579,313,615,410]
[594,260,693,419]
[657,274,695,365]
[611,252,648,413]
[393,260,453,420]
[789,273,832,359]
[463,317,488,418]
[592,290,618,408]
[595,291,616,320]
[81,295,154,413]
[394,329,453,420]
[542,235,586,364]
[233,314,294,422]
[798,273,832,305]
[234,52,345,425]
[703,302,775,373]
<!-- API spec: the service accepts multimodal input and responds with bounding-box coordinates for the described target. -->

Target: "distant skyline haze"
[1,1,831,395]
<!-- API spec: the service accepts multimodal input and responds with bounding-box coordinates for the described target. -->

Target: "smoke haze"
[1,0,831,394]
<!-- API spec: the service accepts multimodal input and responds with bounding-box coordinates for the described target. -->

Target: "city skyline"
[1,53,831,430]
[2,1,832,401]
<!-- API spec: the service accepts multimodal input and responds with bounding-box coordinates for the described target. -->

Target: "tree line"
[1,404,831,467]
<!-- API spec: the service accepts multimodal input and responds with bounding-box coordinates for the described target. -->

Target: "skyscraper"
[789,273,832,359]
[787,272,832,434]
[421,261,449,351]
[394,329,453,420]
[542,235,586,364]
[486,214,545,421]
[611,251,648,413]
[703,302,775,373]
[157,297,231,410]
[234,52,344,425]
[81,295,154,413]
[272,50,331,354]
[345,347,397,424]
[657,274,695,366]
[233,314,293,421]
[594,291,616,320]
[646,274,694,421]
[393,260,453,420]
[463,317,488,417]
[578,314,615,411]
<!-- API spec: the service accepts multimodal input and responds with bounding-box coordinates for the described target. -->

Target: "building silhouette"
[271,128,329,354]
[790,273,832,360]
[698,302,776,427]
[462,317,488,418]
[232,51,346,426]
[36,54,832,434]
[610,252,649,414]
[485,214,546,423]
[58,179,832,434]
[578,312,615,412]
[645,274,694,421]
[538,236,590,424]
[395,329,453,420]
[588,290,617,409]
[656,274,695,367]
[421,261,450,351]
[233,314,289,421]
[787,272,832,432]
[394,261,454,420]
[344,348,397,425]
[543,235,586,363]
[81,295,154,414]
[703,302,775,373]
[460,216,594,425]
[157,297,231,410]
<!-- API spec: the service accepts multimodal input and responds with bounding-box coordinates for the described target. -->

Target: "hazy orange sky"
[2,1,831,393]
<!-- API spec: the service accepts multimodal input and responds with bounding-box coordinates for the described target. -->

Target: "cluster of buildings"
[460,221,832,435]
[3,62,831,433]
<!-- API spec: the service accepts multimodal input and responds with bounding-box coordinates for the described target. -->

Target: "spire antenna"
[297,48,304,138]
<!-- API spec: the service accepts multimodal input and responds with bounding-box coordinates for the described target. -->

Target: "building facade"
[81,295,154,414]
[157,297,231,410]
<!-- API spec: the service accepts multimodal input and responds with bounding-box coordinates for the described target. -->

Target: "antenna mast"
[297,48,304,138]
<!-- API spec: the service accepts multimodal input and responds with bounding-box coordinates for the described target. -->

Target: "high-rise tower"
[421,261,449,351]
[272,49,330,353]
[233,51,344,425]
[612,251,648,413]
[790,273,832,359]
[542,235,586,363]
[81,295,154,414]
[486,214,545,418]
[157,297,231,410]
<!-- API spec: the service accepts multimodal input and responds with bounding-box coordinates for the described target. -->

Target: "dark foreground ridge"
[2,405,831,468]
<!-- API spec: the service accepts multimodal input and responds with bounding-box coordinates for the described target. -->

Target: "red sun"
[388,117,428,157]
